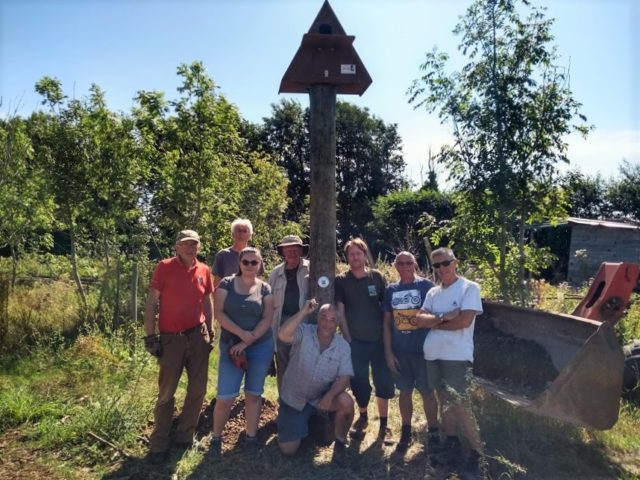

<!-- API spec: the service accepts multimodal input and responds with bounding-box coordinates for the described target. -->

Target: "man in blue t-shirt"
[383,251,439,453]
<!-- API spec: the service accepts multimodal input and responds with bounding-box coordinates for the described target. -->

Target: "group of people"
[143,218,484,478]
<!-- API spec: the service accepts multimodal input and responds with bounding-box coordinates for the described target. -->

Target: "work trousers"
[149,324,212,453]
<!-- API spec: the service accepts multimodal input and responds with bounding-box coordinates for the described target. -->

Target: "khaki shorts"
[426,359,473,398]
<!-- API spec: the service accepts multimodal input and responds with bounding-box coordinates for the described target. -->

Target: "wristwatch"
[437,313,445,324]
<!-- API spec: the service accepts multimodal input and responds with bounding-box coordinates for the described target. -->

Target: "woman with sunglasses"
[211,247,274,459]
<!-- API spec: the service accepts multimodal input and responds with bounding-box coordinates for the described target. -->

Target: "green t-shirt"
[334,269,386,342]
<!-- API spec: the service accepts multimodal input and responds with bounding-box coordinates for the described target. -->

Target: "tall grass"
[2,280,82,354]
[0,329,157,467]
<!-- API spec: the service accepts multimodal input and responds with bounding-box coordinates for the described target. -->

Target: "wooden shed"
[566,217,640,284]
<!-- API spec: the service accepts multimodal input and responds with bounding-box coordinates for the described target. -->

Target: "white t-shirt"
[421,276,483,362]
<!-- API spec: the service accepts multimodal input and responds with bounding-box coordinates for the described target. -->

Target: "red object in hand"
[229,348,248,370]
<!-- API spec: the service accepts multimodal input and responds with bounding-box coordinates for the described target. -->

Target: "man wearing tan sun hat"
[268,234,310,391]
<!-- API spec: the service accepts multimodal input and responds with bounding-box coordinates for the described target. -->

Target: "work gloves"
[144,334,162,358]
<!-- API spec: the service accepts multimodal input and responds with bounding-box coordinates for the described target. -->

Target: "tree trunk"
[130,261,138,324]
[67,208,88,311]
[498,208,508,302]
[9,243,18,290]
[113,256,121,330]
[103,232,110,271]
[517,218,526,306]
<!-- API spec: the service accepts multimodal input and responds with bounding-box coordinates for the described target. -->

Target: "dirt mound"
[194,397,278,448]
[474,318,558,397]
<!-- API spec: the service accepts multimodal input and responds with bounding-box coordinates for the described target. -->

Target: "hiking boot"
[430,436,462,466]
[377,426,395,446]
[332,438,348,465]
[146,450,169,465]
[348,416,368,440]
[209,436,222,461]
[461,450,484,480]
[333,438,347,455]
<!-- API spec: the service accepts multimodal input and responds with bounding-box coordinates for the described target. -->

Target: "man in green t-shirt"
[335,238,394,444]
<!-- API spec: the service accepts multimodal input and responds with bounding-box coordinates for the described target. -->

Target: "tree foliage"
[1,63,294,325]
[335,102,408,239]
[0,115,56,285]
[607,160,640,222]
[133,62,290,257]
[559,163,640,223]
[369,188,454,264]
[255,99,408,241]
[253,99,310,224]
[560,169,611,219]
[409,0,589,302]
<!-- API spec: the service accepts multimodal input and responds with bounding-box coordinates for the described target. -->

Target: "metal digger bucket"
[476,302,625,430]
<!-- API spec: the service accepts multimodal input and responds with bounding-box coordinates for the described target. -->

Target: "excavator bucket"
[476,301,625,430]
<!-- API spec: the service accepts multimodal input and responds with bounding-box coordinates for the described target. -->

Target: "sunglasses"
[433,259,454,269]
[241,259,260,266]
[395,261,414,266]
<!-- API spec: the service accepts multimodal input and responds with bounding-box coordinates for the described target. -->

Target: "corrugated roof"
[568,217,640,230]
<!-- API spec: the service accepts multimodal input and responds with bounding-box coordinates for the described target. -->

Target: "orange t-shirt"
[149,257,213,333]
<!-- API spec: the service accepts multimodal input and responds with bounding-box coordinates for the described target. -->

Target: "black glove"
[144,334,162,358]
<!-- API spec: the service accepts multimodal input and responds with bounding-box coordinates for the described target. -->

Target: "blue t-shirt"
[383,277,434,353]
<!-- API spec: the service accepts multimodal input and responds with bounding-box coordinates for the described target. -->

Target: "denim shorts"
[217,337,274,399]
[393,351,431,393]
[277,399,317,443]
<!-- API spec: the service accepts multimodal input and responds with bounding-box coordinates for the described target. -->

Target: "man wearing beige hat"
[143,229,214,463]
[268,234,310,391]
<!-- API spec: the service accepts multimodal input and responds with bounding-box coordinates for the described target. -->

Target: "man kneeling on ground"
[277,301,354,456]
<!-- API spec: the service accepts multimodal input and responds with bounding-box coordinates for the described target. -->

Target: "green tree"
[254,99,310,224]
[336,102,408,240]
[608,160,640,222]
[256,100,408,241]
[560,169,611,219]
[0,115,56,286]
[29,77,93,308]
[369,188,454,263]
[30,78,147,319]
[134,61,291,257]
[409,0,589,302]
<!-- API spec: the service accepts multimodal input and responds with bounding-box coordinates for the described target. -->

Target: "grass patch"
[0,384,64,431]
[1,257,640,478]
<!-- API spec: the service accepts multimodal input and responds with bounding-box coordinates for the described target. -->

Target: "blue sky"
[1,0,638,187]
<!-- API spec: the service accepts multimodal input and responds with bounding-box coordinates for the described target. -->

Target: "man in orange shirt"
[144,229,214,463]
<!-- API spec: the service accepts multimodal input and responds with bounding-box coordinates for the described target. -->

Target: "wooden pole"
[309,84,337,307]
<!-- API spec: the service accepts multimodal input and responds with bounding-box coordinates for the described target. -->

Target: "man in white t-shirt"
[416,247,483,479]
